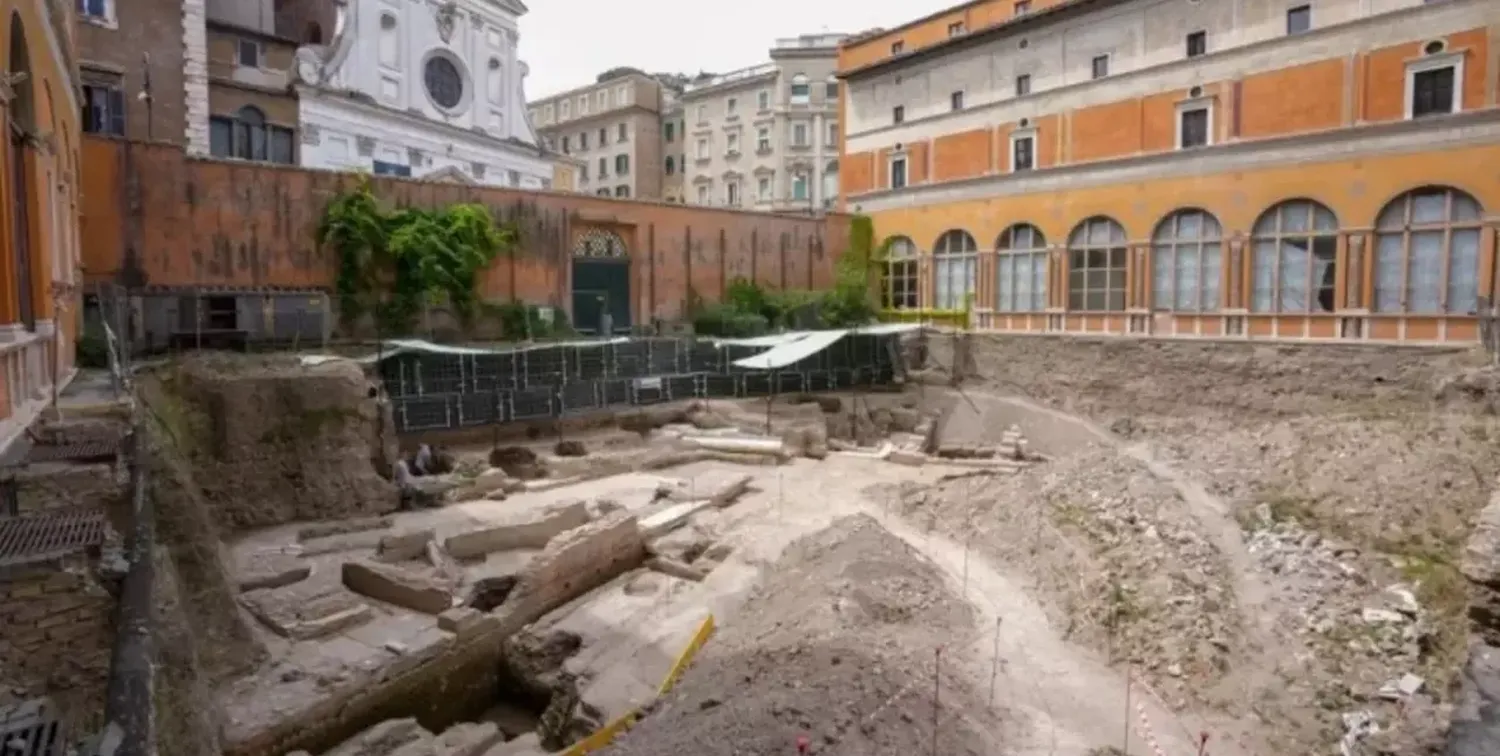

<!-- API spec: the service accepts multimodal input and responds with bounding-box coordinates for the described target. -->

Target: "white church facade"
[292,0,550,187]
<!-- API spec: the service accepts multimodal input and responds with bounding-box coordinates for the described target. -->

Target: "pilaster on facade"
[182,0,211,153]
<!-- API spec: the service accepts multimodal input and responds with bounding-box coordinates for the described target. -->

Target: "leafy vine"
[317,178,518,333]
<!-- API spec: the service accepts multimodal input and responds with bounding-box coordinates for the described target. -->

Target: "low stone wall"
[0,553,117,730]
[226,512,648,756]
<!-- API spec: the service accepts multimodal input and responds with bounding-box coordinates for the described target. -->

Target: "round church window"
[424,55,465,110]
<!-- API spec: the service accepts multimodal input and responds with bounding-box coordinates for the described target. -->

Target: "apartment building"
[73,0,332,161]
[840,0,1500,346]
[659,86,686,202]
[681,34,845,212]
[529,69,668,199]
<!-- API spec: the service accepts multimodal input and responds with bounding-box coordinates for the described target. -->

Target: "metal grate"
[23,439,120,465]
[0,508,108,568]
[0,698,65,756]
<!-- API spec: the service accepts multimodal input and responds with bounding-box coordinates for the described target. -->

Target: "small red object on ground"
[796,734,810,754]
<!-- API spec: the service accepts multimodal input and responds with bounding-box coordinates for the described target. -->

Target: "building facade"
[74,0,188,141]
[528,69,669,199]
[293,0,550,187]
[1,0,85,452]
[659,84,685,202]
[204,0,330,164]
[682,34,845,213]
[840,0,1500,345]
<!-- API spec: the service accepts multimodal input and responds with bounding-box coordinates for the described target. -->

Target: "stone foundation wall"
[0,554,117,731]
[226,513,648,756]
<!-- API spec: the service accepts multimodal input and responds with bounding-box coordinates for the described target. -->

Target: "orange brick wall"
[842,29,1493,199]
[79,138,851,324]
[1240,60,1346,139]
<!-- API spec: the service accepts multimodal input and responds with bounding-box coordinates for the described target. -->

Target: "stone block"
[240,583,373,640]
[435,721,504,756]
[438,607,484,635]
[443,501,590,559]
[324,717,431,756]
[378,528,436,562]
[647,556,708,582]
[342,560,453,615]
[237,551,311,593]
[888,449,927,467]
[501,512,647,623]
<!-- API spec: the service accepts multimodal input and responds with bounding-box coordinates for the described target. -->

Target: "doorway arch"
[571,228,630,334]
[7,12,37,331]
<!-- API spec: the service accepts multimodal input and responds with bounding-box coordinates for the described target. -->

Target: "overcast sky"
[517,0,957,99]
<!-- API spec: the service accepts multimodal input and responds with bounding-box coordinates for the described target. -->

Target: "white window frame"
[1008,128,1036,172]
[696,104,708,123]
[596,90,608,109]
[791,172,809,200]
[696,184,710,204]
[757,176,771,200]
[578,96,590,116]
[1404,52,1464,120]
[792,122,808,146]
[1090,54,1110,80]
[889,152,908,189]
[756,127,770,151]
[696,137,710,158]
[1174,98,1215,149]
[757,90,771,111]
[726,132,740,154]
[826,121,838,146]
[78,0,118,28]
[238,39,264,69]
[726,181,740,206]
[726,97,737,115]
[616,85,631,106]
[544,104,555,121]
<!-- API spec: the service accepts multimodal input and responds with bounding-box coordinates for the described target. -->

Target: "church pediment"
[422,165,477,184]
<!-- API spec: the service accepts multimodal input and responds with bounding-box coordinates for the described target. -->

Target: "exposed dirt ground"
[913,334,1500,755]
[603,514,1002,756]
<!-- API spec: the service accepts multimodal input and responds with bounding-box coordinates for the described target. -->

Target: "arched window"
[1250,200,1338,313]
[933,230,978,310]
[1374,187,1484,314]
[1151,209,1222,312]
[995,224,1047,312]
[790,73,810,103]
[209,106,294,164]
[1066,217,1127,311]
[882,236,918,310]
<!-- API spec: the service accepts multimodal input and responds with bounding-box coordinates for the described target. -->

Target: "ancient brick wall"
[0,554,117,730]
[79,137,853,326]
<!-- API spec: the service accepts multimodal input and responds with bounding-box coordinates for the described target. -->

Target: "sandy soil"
[914,334,1500,755]
[602,455,1213,756]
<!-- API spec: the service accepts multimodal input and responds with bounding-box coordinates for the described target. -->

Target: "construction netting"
[356,325,917,433]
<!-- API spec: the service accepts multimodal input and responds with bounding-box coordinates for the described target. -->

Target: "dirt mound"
[143,354,397,531]
[893,450,1242,712]
[604,515,1001,756]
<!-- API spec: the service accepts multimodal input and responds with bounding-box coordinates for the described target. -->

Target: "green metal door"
[571,229,631,335]
[571,260,631,334]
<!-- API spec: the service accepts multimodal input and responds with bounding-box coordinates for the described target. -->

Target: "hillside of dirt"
[603,514,1005,756]
[913,335,1500,755]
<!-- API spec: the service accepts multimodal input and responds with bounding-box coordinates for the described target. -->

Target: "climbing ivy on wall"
[317,178,518,333]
